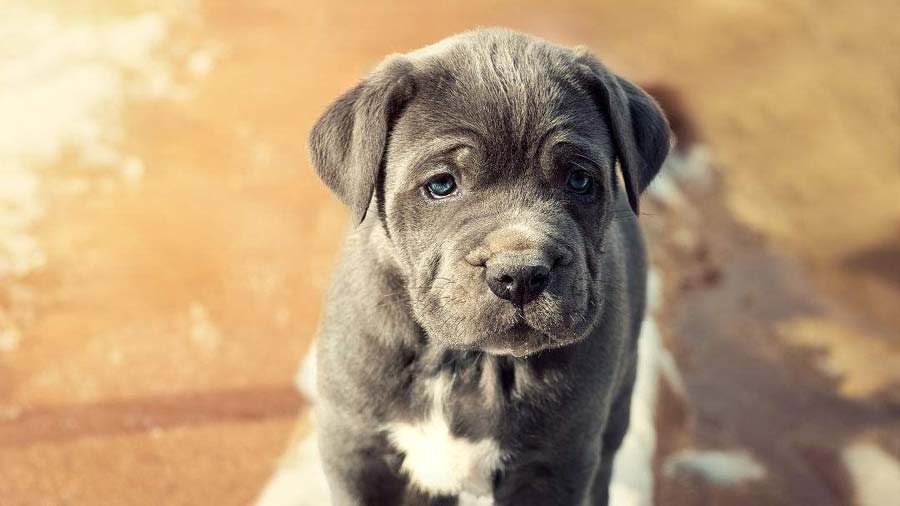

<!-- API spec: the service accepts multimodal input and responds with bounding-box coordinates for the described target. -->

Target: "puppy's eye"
[425,173,458,199]
[565,169,594,194]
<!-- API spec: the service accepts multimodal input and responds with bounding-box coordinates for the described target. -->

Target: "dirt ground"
[1,1,898,505]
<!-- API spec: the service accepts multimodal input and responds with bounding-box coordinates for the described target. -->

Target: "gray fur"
[309,29,669,506]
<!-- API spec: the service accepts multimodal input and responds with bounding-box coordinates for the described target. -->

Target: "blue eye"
[566,169,594,194]
[425,174,457,198]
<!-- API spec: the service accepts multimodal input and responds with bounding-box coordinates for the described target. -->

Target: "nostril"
[497,274,515,285]
[529,272,548,290]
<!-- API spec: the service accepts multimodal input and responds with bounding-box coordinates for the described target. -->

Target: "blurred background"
[1,0,898,505]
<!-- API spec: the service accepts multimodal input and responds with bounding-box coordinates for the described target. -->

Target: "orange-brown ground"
[1,1,897,505]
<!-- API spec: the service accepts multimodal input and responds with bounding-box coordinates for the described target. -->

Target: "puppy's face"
[383,66,615,357]
[310,30,669,357]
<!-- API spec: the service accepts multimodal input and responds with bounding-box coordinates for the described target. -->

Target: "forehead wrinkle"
[418,43,574,146]
[402,32,614,177]
[397,135,469,171]
[531,113,581,158]
[553,117,614,161]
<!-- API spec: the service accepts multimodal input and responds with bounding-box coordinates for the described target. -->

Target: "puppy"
[309,28,669,506]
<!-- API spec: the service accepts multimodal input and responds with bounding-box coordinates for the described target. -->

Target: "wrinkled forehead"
[390,36,611,166]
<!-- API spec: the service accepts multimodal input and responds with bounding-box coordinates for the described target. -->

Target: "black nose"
[485,264,551,306]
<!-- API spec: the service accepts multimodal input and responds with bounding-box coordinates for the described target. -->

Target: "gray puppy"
[310,29,669,506]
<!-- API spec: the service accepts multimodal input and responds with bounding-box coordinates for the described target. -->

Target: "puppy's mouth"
[481,313,570,357]
[419,292,591,357]
[482,331,557,358]
[511,315,530,333]
[413,246,597,356]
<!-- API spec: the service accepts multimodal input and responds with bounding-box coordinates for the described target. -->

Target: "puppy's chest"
[384,372,507,499]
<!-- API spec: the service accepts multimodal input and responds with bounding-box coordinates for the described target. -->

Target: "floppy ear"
[308,57,415,224]
[574,51,670,214]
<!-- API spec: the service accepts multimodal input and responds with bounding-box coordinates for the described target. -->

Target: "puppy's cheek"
[562,258,595,336]
[446,260,490,332]
[529,294,565,335]
[417,291,456,342]
[413,262,494,347]
[409,290,436,333]
[451,274,515,345]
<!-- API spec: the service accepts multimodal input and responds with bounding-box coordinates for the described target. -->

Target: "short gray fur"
[308,28,670,506]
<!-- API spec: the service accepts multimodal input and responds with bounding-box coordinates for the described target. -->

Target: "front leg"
[318,411,458,506]
[591,362,637,505]
[318,410,408,506]
[493,450,600,506]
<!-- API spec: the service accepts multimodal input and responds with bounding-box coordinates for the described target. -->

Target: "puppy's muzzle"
[465,220,574,308]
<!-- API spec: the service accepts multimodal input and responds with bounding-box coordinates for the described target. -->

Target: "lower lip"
[511,320,530,333]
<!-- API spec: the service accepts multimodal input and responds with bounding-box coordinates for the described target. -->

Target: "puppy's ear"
[309,57,415,224]
[574,51,670,214]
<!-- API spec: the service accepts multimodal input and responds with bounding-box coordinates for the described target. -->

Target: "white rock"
[842,442,900,506]
[663,449,766,486]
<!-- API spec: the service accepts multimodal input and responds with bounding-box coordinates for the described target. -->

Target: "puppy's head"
[310,29,668,357]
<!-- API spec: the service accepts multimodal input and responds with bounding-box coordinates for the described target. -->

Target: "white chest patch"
[385,375,505,499]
